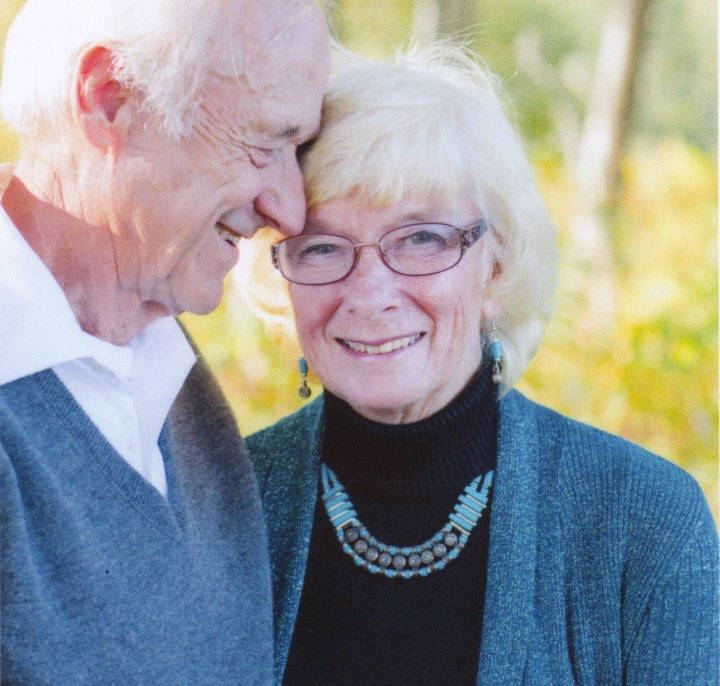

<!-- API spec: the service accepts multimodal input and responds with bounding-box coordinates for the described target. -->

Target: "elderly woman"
[246,46,718,686]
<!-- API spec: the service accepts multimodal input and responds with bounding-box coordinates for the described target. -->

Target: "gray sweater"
[1,358,273,685]
[248,389,719,685]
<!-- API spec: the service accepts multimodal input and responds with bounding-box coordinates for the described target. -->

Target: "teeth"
[343,334,420,355]
[217,225,240,247]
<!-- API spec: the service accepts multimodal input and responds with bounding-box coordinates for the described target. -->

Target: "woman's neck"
[322,364,497,498]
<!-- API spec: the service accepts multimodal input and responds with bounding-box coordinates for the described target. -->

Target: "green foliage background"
[1,0,716,519]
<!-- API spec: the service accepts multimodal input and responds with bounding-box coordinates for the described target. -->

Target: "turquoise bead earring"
[298,356,312,399]
[490,321,503,386]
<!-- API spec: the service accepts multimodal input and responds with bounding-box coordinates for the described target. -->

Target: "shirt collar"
[0,165,196,391]
[0,176,91,385]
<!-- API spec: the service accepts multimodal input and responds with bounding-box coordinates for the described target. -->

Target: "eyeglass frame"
[271,218,491,285]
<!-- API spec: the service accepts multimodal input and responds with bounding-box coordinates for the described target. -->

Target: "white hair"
[241,43,558,390]
[1,0,237,139]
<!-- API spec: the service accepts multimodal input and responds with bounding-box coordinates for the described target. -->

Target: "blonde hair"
[240,43,558,390]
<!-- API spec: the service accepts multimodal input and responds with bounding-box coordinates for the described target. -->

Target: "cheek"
[428,280,486,352]
[138,228,187,280]
[456,302,484,350]
[429,303,479,361]
[289,288,330,347]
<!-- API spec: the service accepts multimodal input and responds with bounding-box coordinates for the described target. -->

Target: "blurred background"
[1,0,716,519]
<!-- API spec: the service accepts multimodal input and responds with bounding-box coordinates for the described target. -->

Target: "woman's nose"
[349,243,390,279]
[341,244,400,313]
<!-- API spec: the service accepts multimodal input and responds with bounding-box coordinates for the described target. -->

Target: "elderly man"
[0,0,329,682]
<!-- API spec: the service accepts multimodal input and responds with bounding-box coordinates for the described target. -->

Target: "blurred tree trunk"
[571,0,652,335]
[412,0,476,41]
[576,0,652,210]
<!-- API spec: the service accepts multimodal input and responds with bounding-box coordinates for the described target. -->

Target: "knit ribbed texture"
[322,366,496,499]
[249,389,719,686]
[281,369,496,685]
[1,359,274,685]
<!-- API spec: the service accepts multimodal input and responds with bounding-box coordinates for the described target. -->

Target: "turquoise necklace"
[321,463,494,579]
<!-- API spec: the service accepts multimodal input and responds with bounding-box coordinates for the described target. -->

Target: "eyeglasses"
[271,219,489,285]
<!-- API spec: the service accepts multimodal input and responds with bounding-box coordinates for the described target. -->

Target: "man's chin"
[184,296,224,317]
[173,284,226,318]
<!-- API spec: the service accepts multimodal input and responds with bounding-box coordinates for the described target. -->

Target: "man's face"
[109,2,330,317]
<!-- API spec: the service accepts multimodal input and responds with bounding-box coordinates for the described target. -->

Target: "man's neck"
[2,172,167,345]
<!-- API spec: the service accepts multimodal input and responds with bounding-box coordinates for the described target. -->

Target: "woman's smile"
[337,333,424,356]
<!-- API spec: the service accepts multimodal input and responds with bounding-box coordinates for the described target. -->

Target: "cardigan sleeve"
[622,491,719,685]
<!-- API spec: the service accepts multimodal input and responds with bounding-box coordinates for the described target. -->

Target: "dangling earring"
[490,321,503,386]
[298,356,312,399]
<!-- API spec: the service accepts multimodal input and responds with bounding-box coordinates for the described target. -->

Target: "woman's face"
[289,195,498,424]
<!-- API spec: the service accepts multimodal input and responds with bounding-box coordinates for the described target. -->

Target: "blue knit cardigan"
[1,357,274,685]
[248,389,719,685]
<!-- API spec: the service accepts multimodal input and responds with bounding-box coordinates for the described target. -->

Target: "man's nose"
[253,153,306,237]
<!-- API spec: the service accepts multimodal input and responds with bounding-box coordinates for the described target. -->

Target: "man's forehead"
[258,1,323,48]
[219,0,326,68]
[204,0,328,141]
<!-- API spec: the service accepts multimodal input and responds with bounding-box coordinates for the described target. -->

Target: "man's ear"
[74,45,134,149]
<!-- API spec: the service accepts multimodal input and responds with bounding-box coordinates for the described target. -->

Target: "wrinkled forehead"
[214,0,328,82]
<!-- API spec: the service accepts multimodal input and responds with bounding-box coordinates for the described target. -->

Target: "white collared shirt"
[0,166,197,496]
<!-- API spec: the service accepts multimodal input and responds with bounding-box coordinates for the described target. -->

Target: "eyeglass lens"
[275,224,465,285]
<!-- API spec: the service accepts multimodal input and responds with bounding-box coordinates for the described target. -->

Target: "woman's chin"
[325,366,477,424]
[328,385,412,421]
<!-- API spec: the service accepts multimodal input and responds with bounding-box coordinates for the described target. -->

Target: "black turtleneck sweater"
[283,367,497,686]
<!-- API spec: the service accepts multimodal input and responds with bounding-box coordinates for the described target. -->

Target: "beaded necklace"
[321,463,494,579]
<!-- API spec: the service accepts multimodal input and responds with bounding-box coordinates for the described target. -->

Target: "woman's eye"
[299,243,338,258]
[405,230,446,247]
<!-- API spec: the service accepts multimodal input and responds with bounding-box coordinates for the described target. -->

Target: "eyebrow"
[278,126,300,138]
[398,211,439,223]
[276,121,323,144]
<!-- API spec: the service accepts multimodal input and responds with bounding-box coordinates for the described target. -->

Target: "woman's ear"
[74,45,135,149]
[481,297,502,321]
[481,255,503,321]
